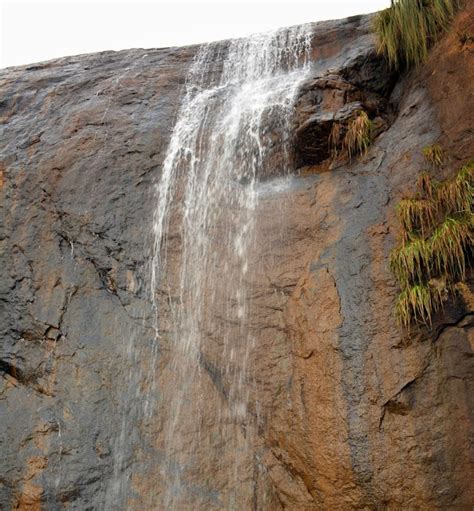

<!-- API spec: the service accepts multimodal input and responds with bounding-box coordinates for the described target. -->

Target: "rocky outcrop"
[293,51,396,169]
[1,6,473,511]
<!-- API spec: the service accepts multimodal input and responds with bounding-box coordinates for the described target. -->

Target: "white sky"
[1,0,390,69]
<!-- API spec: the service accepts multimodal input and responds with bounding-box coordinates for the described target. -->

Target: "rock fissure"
[0,6,473,510]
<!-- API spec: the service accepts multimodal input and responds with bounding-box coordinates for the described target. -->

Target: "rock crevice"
[1,7,473,510]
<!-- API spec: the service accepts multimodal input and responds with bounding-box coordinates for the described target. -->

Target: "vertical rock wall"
[0,7,472,510]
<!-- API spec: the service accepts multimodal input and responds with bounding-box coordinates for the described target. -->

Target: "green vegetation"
[374,0,459,69]
[423,143,444,167]
[395,282,441,327]
[396,198,436,236]
[436,163,472,213]
[430,215,471,278]
[390,161,473,328]
[390,234,432,283]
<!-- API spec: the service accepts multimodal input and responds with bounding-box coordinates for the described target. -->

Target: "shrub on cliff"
[390,159,473,327]
[374,0,459,69]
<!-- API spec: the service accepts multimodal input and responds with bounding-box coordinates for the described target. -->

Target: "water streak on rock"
[149,26,311,509]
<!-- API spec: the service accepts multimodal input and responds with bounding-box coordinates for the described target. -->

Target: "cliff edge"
[1,5,473,510]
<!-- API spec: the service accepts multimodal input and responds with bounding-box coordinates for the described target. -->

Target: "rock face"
[1,7,473,511]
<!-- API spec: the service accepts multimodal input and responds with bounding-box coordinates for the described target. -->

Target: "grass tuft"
[422,144,444,167]
[417,171,435,197]
[342,111,373,160]
[396,198,437,236]
[395,282,441,328]
[391,161,473,328]
[430,215,472,279]
[436,161,473,215]
[374,0,459,70]
[390,234,432,284]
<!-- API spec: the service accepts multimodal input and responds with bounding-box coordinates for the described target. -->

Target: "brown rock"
[0,6,473,511]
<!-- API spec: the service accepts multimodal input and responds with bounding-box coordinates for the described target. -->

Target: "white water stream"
[109,24,314,510]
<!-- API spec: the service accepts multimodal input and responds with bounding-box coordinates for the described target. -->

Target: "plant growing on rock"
[341,111,374,161]
[422,143,444,167]
[436,163,473,214]
[396,197,437,236]
[390,160,473,328]
[374,0,459,69]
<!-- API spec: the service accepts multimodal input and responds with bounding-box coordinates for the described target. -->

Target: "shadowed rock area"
[1,6,473,510]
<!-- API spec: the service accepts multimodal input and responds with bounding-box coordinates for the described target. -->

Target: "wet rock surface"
[1,7,473,511]
[293,53,396,169]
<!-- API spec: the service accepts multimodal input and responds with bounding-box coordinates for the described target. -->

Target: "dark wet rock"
[0,6,473,511]
[292,49,397,169]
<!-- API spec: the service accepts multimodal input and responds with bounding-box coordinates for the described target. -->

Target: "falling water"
[147,25,313,509]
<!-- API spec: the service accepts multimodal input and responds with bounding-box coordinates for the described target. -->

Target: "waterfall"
[146,25,312,509]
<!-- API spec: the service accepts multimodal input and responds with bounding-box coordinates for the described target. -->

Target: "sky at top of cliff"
[0,0,390,69]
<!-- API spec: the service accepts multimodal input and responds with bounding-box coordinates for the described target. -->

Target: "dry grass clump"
[374,0,459,69]
[329,111,374,162]
[391,161,473,328]
[423,143,444,167]
[342,111,373,161]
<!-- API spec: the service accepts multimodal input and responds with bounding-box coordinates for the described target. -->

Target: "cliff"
[0,5,473,510]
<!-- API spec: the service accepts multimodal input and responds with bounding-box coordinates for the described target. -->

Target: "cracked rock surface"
[1,7,473,510]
